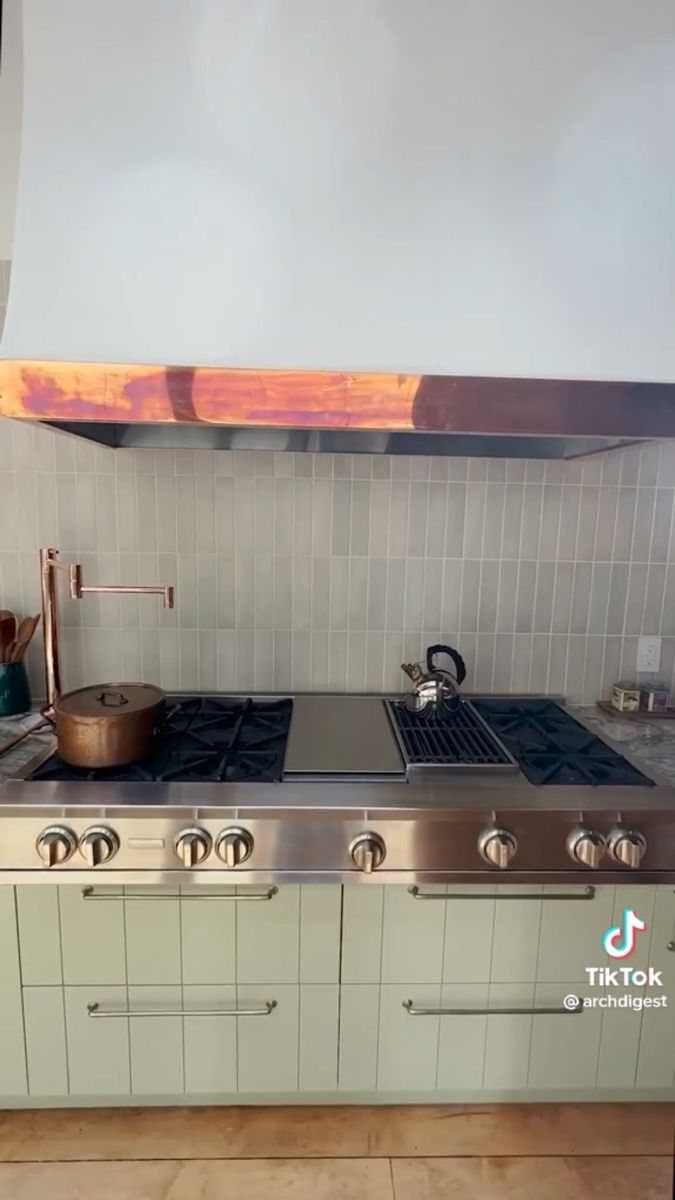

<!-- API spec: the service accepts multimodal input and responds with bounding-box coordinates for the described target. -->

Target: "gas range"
[0,693,673,886]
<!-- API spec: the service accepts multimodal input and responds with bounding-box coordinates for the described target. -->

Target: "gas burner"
[29,696,293,784]
[473,699,654,787]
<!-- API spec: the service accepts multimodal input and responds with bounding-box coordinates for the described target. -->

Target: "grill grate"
[388,700,514,768]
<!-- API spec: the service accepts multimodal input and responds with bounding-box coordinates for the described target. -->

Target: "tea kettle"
[401,644,467,715]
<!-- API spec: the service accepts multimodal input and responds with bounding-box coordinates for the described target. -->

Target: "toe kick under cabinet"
[1,882,675,1105]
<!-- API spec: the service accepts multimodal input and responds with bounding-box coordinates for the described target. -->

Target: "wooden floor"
[0,1105,672,1198]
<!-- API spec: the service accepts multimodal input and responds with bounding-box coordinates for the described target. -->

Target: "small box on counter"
[640,682,670,712]
[611,682,641,713]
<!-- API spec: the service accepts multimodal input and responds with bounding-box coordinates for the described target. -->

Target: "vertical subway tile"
[651,489,674,562]
[606,564,630,634]
[639,443,661,486]
[253,477,275,555]
[441,560,462,633]
[493,634,513,691]
[569,562,592,634]
[537,486,562,557]
[515,562,538,633]
[548,636,567,694]
[551,563,574,633]
[329,558,349,630]
[501,485,524,559]
[460,560,481,632]
[444,483,466,557]
[291,557,312,632]
[292,631,311,690]
[478,561,499,631]
[595,486,618,560]
[565,637,586,701]
[422,559,443,632]
[311,478,332,557]
[601,452,622,484]
[271,554,290,628]
[273,478,293,557]
[350,481,371,556]
[557,487,580,559]
[463,483,486,556]
[369,480,390,556]
[530,634,551,690]
[631,489,656,562]
[511,634,532,692]
[367,559,387,631]
[388,482,409,558]
[293,479,313,556]
[426,483,447,557]
[482,484,505,558]
[331,479,351,556]
[624,563,648,634]
[576,487,600,560]
[311,557,331,629]
[533,562,556,633]
[582,637,605,703]
[254,555,275,629]
[613,489,637,561]
[406,482,428,557]
[588,563,612,634]
[176,474,196,554]
[310,631,330,688]
[519,485,542,559]
[385,559,405,631]
[643,564,666,634]
[496,561,518,632]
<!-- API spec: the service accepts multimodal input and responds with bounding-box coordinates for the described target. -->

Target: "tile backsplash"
[1,417,675,703]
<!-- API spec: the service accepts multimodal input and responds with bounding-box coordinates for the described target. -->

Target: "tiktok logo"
[601,909,647,959]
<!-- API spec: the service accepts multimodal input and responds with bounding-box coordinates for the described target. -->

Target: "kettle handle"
[426,644,467,686]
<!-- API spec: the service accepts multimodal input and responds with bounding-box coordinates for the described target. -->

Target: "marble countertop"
[2,700,675,787]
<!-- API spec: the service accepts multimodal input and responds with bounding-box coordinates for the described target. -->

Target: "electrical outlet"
[637,637,662,673]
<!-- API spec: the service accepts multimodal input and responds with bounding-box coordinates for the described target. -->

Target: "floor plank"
[0,1104,672,1161]
[0,1158,395,1200]
[391,1156,673,1199]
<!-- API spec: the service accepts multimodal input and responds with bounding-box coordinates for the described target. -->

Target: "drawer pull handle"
[81,886,278,902]
[403,998,584,1016]
[408,886,595,902]
[87,1001,277,1019]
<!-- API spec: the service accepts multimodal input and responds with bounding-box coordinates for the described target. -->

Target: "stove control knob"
[175,828,212,868]
[350,833,386,874]
[567,829,606,869]
[479,829,517,869]
[609,829,647,869]
[79,826,120,867]
[216,827,253,868]
[36,826,76,868]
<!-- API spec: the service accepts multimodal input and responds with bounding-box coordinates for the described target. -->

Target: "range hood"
[2,0,675,458]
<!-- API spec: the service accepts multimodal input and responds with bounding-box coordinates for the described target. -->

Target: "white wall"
[0,0,21,259]
[4,0,675,380]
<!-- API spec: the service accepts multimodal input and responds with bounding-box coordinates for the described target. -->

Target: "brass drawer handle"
[87,1001,277,1019]
[81,886,278,902]
[408,886,595,902]
[403,998,584,1016]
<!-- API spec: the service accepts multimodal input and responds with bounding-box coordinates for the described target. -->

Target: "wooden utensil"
[8,614,40,662]
[0,612,16,663]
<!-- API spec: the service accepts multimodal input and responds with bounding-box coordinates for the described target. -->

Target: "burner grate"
[29,696,293,784]
[472,698,654,787]
[387,701,515,769]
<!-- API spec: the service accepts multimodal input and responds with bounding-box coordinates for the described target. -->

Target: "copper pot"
[52,683,165,769]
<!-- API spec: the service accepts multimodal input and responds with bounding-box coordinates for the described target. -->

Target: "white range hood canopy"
[4,0,675,382]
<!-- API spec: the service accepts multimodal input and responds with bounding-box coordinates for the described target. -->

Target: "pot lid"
[55,683,165,719]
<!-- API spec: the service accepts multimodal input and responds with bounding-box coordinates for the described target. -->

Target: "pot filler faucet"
[39,547,175,712]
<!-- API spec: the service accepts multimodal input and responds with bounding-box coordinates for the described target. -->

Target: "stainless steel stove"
[0,693,672,885]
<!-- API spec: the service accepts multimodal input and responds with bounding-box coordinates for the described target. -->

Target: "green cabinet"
[0,887,27,1097]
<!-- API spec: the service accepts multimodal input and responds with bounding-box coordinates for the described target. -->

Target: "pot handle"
[96,690,130,707]
[426,644,467,685]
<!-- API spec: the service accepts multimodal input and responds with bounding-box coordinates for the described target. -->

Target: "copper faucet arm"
[40,547,175,710]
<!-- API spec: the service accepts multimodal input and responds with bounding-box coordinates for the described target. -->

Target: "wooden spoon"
[0,612,16,663]
[9,614,41,662]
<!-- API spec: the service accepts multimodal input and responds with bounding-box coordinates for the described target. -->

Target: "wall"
[0,0,21,258]
[0,412,674,704]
